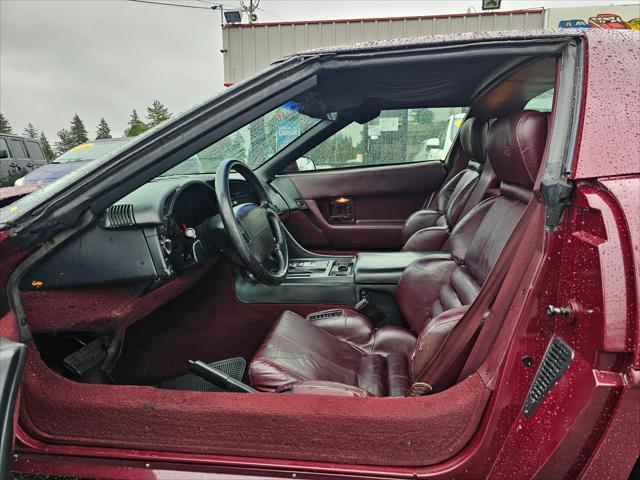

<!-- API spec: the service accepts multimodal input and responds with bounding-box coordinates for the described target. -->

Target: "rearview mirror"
[295,157,316,172]
[0,149,9,159]
[426,138,440,148]
[283,157,316,174]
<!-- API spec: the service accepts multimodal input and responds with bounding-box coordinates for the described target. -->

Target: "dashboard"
[20,176,262,294]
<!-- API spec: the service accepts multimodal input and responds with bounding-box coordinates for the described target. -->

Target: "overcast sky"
[0,0,637,141]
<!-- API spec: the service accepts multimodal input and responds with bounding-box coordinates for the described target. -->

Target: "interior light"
[335,197,351,204]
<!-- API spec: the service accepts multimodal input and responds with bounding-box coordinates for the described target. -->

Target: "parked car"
[628,17,640,30]
[14,137,130,187]
[0,29,639,480]
[588,13,630,29]
[0,134,46,187]
[558,19,590,28]
[412,112,466,162]
[14,137,204,187]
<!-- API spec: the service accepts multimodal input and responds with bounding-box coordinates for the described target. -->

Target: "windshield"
[0,99,319,226]
[53,140,129,163]
[160,101,320,176]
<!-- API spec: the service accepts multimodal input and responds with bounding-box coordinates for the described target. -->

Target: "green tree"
[146,100,171,128]
[39,132,55,161]
[307,132,357,168]
[95,117,112,140]
[412,108,433,125]
[0,113,12,134]
[69,113,89,146]
[54,129,75,155]
[198,132,247,172]
[23,123,38,139]
[124,110,148,137]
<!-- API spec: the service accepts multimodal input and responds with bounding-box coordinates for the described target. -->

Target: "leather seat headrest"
[487,110,548,189]
[458,117,488,162]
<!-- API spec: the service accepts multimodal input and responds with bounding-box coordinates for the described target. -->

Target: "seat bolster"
[402,225,450,252]
[308,309,375,353]
[385,352,411,397]
[444,196,497,260]
[445,169,480,227]
[401,209,442,244]
[249,358,306,392]
[276,380,373,397]
[371,326,417,360]
[410,306,469,383]
[434,171,466,213]
[249,311,364,392]
[397,256,458,332]
[310,311,416,361]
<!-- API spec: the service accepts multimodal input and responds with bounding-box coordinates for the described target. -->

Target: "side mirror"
[295,157,316,172]
[283,157,316,173]
[426,138,440,148]
[0,149,8,159]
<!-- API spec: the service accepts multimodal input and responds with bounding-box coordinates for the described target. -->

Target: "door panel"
[278,161,446,250]
[0,337,26,479]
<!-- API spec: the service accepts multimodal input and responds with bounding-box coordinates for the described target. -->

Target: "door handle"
[329,197,354,223]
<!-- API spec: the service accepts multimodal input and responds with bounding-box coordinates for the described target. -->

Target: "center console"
[287,258,354,278]
[234,218,450,320]
[235,255,357,305]
[235,249,448,315]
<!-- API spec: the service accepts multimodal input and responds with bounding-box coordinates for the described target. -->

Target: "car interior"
[13,45,563,466]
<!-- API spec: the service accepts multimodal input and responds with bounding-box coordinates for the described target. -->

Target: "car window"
[9,139,28,159]
[525,89,554,112]
[26,141,45,161]
[299,107,467,171]
[163,101,320,176]
[0,139,9,156]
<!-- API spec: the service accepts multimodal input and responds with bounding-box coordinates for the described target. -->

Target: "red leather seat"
[401,117,493,252]
[249,110,548,396]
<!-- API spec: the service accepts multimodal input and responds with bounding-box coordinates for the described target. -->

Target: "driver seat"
[249,110,548,396]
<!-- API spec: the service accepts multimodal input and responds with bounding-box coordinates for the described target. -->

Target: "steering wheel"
[215,159,288,286]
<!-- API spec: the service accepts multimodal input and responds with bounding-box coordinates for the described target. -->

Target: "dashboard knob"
[185,227,197,239]
[162,238,173,255]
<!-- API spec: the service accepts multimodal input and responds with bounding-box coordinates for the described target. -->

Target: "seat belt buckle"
[406,382,433,397]
[355,297,387,325]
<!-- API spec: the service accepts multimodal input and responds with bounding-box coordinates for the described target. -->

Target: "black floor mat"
[157,357,246,392]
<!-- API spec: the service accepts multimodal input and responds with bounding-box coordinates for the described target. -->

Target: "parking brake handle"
[188,360,257,393]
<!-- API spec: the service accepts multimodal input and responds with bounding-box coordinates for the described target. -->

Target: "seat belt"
[410,197,541,393]
[458,200,545,384]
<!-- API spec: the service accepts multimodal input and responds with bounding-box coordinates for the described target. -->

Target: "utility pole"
[240,0,259,22]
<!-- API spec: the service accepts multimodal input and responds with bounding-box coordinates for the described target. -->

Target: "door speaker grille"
[523,337,574,418]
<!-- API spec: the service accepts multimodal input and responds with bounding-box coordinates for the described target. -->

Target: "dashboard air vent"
[105,204,136,228]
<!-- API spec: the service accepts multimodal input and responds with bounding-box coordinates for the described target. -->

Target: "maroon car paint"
[572,29,640,179]
[2,29,639,479]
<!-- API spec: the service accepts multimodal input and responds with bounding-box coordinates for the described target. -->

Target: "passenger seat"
[249,110,549,395]
[401,117,494,252]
